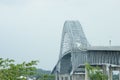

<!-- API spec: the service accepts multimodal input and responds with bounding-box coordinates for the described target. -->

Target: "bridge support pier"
[85,66,88,80]
[102,64,120,80]
[102,65,112,80]
[109,67,112,80]
[84,64,114,80]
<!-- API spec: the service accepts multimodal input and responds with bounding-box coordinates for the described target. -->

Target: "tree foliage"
[0,58,38,80]
[85,63,108,80]
[36,74,55,80]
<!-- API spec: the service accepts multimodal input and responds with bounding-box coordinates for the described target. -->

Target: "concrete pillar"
[102,65,107,75]
[108,66,112,80]
[59,75,61,80]
[119,69,120,80]
[102,65,112,80]
[55,73,57,80]
[85,66,88,80]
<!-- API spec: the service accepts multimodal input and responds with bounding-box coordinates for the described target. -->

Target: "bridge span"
[52,21,120,80]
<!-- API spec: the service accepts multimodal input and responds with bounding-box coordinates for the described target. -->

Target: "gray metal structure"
[52,21,120,80]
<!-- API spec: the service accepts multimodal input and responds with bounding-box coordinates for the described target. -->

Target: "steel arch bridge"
[52,21,120,80]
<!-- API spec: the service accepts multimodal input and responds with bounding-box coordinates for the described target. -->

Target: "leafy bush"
[0,58,38,80]
[85,63,108,80]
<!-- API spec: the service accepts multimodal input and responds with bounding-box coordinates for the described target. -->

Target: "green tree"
[37,74,55,80]
[85,63,108,80]
[0,58,38,80]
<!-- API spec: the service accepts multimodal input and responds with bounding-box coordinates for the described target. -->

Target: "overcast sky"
[0,0,120,70]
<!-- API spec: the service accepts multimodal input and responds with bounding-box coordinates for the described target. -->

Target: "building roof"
[87,46,120,51]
